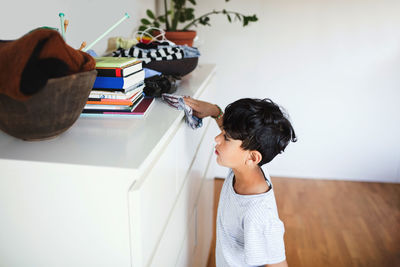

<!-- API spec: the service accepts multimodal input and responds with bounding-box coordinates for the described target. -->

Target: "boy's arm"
[265,260,288,267]
[184,97,223,130]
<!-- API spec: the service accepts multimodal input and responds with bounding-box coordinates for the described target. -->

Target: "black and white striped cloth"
[112,45,184,64]
[216,166,286,266]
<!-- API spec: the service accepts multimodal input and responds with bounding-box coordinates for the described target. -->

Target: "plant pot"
[157,30,197,47]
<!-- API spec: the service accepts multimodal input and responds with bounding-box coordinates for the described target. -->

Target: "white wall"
[194,0,400,183]
[0,0,154,54]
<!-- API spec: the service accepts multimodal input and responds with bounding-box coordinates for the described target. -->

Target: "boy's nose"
[215,132,222,144]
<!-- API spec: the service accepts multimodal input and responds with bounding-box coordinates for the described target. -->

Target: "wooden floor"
[207,177,400,267]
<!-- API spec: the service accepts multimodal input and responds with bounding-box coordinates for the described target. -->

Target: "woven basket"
[0,70,97,141]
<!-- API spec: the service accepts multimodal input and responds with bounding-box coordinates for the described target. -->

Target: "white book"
[89,84,145,100]
[93,69,145,90]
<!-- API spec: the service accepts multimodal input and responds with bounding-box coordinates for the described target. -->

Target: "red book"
[104,97,155,115]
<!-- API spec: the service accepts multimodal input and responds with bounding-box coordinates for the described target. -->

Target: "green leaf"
[146,9,155,19]
[158,16,166,23]
[188,0,196,5]
[185,8,195,20]
[141,18,151,25]
[154,21,160,28]
[179,12,186,23]
[241,15,258,25]
[138,25,148,31]
[199,16,211,26]
[243,17,249,26]
[199,17,207,25]
[175,0,185,9]
[227,14,231,22]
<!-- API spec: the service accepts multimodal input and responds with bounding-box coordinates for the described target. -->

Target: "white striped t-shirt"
[215,166,286,266]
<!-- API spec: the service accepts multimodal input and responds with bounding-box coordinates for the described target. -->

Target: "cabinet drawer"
[190,179,214,267]
[175,118,209,192]
[184,119,215,216]
[149,167,197,267]
[130,131,179,266]
[150,122,216,267]
[175,75,214,191]
[130,119,210,266]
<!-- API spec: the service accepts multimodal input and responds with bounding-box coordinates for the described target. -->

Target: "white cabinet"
[148,117,216,267]
[0,65,222,267]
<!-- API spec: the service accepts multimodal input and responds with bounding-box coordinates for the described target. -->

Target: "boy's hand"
[184,97,219,119]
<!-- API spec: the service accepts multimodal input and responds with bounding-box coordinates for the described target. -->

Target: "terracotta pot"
[157,30,197,47]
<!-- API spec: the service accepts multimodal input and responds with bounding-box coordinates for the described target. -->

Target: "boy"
[184,97,296,267]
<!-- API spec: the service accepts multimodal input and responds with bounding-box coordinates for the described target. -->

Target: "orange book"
[86,91,141,106]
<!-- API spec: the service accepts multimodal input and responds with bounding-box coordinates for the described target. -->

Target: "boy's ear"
[248,150,262,165]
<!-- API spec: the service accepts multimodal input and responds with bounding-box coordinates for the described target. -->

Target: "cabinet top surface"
[0,64,216,170]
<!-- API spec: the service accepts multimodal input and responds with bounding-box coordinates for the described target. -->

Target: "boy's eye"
[223,134,229,141]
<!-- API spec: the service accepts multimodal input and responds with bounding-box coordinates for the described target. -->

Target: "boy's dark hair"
[223,98,297,165]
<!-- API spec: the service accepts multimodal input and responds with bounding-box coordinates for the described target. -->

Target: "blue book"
[93,69,145,89]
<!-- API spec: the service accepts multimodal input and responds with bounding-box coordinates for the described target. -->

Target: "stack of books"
[82,57,154,116]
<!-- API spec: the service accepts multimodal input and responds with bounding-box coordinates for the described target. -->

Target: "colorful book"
[84,104,132,111]
[88,84,145,100]
[93,69,145,90]
[82,97,154,116]
[126,97,155,115]
[83,95,144,112]
[96,61,142,78]
[95,57,141,68]
[92,81,145,93]
[86,91,142,106]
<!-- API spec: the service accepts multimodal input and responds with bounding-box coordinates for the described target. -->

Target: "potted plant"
[138,0,258,46]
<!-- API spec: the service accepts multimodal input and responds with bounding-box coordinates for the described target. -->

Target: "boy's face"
[214,130,249,169]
